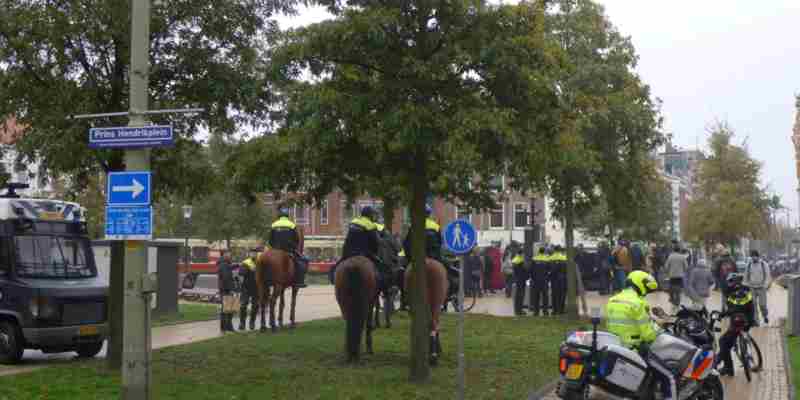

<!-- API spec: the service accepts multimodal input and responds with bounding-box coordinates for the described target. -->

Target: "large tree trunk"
[383,197,397,234]
[107,242,124,369]
[565,199,579,318]
[409,154,431,382]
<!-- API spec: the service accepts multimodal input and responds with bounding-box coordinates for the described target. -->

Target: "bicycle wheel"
[461,288,477,312]
[746,333,764,372]
[736,335,752,382]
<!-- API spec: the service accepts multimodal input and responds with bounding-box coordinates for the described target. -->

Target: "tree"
[687,123,768,246]
[510,0,664,317]
[231,1,564,381]
[0,0,297,192]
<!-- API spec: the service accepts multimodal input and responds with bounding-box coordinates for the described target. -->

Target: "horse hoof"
[430,355,438,366]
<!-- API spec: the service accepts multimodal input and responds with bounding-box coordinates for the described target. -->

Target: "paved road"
[2,284,793,400]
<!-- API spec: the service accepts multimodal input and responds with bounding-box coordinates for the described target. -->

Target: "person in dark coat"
[464,248,484,297]
[218,251,236,332]
[482,247,495,295]
[597,242,612,295]
[630,243,644,271]
[238,248,260,331]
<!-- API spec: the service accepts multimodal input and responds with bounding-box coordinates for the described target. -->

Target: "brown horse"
[404,257,449,365]
[255,246,302,333]
[335,256,379,363]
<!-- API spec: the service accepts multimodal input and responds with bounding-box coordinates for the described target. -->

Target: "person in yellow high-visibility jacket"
[605,270,659,349]
[511,250,527,316]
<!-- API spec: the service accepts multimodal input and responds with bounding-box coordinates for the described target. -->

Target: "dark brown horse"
[255,231,304,332]
[404,257,449,365]
[335,256,379,363]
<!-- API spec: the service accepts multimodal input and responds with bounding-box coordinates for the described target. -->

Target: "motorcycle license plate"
[566,363,584,380]
[79,326,98,336]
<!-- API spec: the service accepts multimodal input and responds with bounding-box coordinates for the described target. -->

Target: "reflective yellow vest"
[425,218,440,232]
[272,216,297,229]
[606,288,657,349]
[242,258,256,271]
[351,216,377,231]
[728,291,753,305]
[512,254,525,267]
[375,223,386,232]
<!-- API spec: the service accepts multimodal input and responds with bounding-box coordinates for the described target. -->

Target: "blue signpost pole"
[443,220,477,400]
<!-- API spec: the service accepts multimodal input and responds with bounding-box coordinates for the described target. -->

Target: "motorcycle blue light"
[598,360,608,377]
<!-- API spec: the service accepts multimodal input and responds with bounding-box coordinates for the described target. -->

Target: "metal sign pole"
[457,254,466,400]
[124,0,152,398]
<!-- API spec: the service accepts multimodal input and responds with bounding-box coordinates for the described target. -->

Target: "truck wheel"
[76,341,104,358]
[0,321,24,364]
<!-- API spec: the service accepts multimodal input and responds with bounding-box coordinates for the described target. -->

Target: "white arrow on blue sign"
[443,219,477,255]
[107,171,151,206]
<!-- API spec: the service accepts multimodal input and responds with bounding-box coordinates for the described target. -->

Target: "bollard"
[786,274,800,336]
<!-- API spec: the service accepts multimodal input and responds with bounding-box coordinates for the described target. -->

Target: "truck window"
[0,239,9,275]
[14,235,95,279]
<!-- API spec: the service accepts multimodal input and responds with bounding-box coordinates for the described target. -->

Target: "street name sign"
[443,219,477,255]
[105,206,153,240]
[107,171,151,206]
[89,125,174,149]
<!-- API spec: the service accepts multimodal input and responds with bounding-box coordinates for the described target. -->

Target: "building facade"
[0,117,53,197]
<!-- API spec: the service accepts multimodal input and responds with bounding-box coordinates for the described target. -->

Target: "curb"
[784,331,796,400]
[528,379,559,400]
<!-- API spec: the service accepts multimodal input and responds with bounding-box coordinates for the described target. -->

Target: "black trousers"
[530,268,549,315]
[513,267,529,314]
[717,328,739,370]
[550,268,566,314]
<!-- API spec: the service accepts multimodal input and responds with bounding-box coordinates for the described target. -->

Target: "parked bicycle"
[711,310,763,382]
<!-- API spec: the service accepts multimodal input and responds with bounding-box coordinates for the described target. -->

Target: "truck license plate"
[566,363,584,380]
[79,326,98,336]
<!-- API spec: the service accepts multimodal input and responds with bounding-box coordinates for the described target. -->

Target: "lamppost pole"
[183,205,193,287]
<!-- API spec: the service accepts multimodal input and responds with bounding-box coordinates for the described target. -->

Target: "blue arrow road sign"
[443,220,477,255]
[105,206,153,240]
[89,125,174,149]
[107,171,151,206]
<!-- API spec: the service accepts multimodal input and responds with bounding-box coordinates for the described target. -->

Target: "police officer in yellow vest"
[330,206,382,283]
[375,221,402,291]
[238,249,260,331]
[268,208,307,288]
[606,270,668,398]
[511,248,528,316]
[530,247,550,316]
[550,245,568,315]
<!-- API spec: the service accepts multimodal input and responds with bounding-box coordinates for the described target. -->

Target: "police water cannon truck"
[0,183,108,363]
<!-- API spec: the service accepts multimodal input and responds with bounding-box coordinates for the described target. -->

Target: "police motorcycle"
[556,307,724,400]
[657,306,719,353]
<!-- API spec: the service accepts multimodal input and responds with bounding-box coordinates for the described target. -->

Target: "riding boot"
[294,255,308,288]
[238,307,247,331]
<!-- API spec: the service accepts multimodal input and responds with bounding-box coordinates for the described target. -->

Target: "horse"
[255,231,304,332]
[335,256,379,363]
[373,233,403,329]
[404,257,449,365]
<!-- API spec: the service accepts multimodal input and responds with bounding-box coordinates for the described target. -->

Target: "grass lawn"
[0,313,581,400]
[152,303,220,327]
[788,335,800,393]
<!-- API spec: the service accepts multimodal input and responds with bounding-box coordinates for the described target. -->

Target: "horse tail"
[346,264,367,360]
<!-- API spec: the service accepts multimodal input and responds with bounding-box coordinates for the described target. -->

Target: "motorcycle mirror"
[651,306,668,319]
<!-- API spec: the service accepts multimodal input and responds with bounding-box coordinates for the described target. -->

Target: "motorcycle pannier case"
[649,333,698,373]
[601,344,648,393]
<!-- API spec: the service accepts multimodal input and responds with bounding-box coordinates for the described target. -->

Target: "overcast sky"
[275,1,800,224]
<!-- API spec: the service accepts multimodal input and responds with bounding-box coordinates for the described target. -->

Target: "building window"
[514,203,530,228]
[489,175,504,191]
[294,205,309,225]
[320,200,328,225]
[456,205,471,222]
[490,205,504,229]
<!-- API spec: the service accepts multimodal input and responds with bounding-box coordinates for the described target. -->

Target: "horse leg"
[384,291,392,329]
[259,285,269,333]
[278,287,286,328]
[366,299,375,355]
[289,286,299,329]
[269,288,278,333]
[374,291,382,329]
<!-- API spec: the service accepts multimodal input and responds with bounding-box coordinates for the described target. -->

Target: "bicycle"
[712,311,763,382]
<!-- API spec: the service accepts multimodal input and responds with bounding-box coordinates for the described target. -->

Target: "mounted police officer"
[267,208,307,288]
[330,206,382,283]
[402,204,459,286]
[238,248,260,331]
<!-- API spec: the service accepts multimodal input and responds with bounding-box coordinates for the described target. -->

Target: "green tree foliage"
[509,0,664,316]
[230,1,565,381]
[0,0,297,194]
[687,123,768,245]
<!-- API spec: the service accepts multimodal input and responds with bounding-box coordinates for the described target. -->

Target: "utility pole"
[124,1,152,398]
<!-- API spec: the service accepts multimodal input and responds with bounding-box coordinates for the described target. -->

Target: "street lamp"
[182,205,193,287]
